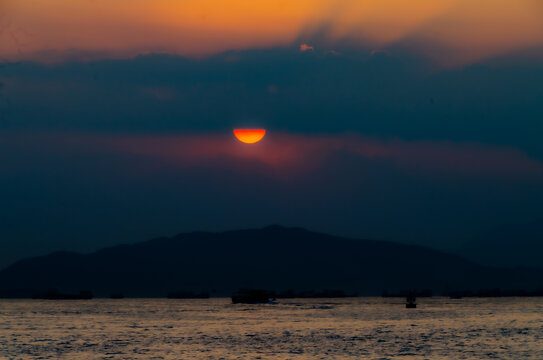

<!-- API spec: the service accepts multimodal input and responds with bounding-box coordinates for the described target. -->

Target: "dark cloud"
[1,50,542,157]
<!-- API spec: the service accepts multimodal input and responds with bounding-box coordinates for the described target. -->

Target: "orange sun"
[233,129,266,144]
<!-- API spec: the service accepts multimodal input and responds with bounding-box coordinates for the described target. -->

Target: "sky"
[0,0,543,267]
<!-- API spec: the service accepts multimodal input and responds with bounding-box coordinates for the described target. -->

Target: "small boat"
[232,289,273,304]
[406,292,417,308]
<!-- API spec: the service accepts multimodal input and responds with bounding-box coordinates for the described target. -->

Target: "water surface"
[1,297,542,359]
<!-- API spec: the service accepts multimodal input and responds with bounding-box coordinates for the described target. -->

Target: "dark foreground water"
[1,297,542,359]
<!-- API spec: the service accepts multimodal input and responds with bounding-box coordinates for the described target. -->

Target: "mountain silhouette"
[453,219,543,268]
[0,225,541,298]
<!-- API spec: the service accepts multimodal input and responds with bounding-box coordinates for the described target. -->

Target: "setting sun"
[233,129,266,144]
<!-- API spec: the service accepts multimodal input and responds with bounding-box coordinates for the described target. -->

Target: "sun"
[233,129,266,144]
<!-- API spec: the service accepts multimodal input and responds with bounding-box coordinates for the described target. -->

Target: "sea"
[1,297,542,359]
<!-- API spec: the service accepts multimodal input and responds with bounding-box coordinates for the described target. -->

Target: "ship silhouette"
[232,289,274,304]
[406,291,417,308]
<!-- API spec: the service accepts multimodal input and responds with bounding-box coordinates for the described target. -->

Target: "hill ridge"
[1,226,541,298]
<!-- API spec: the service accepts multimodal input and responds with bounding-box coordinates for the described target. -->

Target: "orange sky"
[1,0,543,65]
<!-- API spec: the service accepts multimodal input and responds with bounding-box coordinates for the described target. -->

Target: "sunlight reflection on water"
[1,297,542,359]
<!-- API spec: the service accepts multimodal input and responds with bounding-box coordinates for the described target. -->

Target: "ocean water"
[0,297,542,359]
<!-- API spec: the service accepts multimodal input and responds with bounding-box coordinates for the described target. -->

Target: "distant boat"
[406,292,417,308]
[232,289,273,304]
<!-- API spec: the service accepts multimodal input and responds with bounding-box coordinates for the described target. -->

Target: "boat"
[406,292,417,308]
[232,289,273,304]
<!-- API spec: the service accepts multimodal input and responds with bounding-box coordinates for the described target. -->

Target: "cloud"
[9,132,541,179]
[139,86,177,101]
[116,134,543,178]
[2,52,543,162]
[299,44,314,52]
[2,0,542,66]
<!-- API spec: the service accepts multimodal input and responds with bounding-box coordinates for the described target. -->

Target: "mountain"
[453,219,543,268]
[0,226,541,298]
